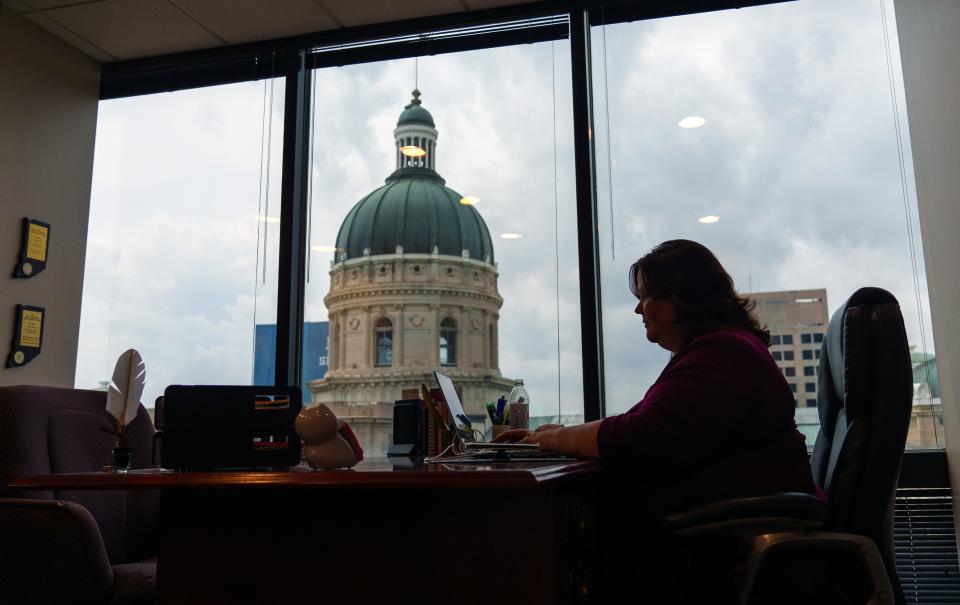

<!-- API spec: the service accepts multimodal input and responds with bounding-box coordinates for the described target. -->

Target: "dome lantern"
[394,89,438,172]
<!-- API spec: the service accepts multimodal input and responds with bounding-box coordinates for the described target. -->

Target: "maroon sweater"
[597,327,815,512]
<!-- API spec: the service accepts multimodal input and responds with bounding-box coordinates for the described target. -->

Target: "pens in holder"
[495,396,507,425]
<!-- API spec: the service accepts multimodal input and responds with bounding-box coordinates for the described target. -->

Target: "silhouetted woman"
[496,240,816,601]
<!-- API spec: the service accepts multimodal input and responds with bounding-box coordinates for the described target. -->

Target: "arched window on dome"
[375,317,393,366]
[439,318,457,366]
[489,324,497,369]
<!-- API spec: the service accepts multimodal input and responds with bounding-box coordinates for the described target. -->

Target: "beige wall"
[0,7,100,387]
[894,0,960,510]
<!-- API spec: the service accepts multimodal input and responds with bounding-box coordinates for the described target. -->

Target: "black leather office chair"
[665,287,913,604]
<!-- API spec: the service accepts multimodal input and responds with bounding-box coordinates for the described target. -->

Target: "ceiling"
[0,0,530,63]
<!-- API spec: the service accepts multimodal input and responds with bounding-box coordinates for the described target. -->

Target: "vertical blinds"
[896,487,960,604]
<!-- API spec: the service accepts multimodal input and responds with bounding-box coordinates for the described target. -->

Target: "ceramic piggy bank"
[295,403,364,469]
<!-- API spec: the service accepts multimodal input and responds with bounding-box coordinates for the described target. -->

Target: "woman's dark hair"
[628,239,770,346]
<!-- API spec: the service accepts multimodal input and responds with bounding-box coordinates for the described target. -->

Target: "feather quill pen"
[105,349,146,443]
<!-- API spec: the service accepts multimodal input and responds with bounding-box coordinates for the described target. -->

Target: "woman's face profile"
[634,272,680,353]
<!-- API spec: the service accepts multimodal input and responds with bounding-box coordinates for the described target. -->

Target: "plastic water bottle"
[508,379,530,430]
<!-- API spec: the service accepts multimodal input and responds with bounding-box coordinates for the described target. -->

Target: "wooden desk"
[12,458,601,604]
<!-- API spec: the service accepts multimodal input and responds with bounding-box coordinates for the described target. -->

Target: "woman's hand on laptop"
[522,425,564,450]
[491,424,566,447]
[491,429,529,443]
[531,424,564,433]
[496,422,601,458]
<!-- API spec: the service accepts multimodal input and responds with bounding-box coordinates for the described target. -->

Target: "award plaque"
[7,305,44,368]
[13,218,50,278]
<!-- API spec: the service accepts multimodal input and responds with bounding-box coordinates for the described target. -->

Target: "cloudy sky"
[76,0,932,421]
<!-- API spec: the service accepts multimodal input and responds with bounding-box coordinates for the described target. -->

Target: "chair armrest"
[0,498,114,604]
[741,531,894,605]
[665,492,826,535]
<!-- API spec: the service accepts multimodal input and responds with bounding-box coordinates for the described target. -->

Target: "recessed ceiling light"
[698,215,720,224]
[254,215,280,223]
[460,197,480,206]
[400,145,426,158]
[679,116,706,129]
[500,233,522,239]
[311,245,343,252]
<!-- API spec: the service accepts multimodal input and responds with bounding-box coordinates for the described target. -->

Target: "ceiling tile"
[44,0,222,60]
[320,0,464,28]
[25,10,115,62]
[174,0,338,44]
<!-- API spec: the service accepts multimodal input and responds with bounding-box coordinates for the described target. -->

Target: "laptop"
[433,370,539,452]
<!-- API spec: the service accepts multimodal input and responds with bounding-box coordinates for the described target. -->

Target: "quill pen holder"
[112,444,131,472]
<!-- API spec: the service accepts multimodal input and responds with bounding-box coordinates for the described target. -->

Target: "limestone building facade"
[309,90,515,456]
[746,288,829,408]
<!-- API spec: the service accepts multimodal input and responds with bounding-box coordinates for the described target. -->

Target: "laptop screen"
[433,370,475,444]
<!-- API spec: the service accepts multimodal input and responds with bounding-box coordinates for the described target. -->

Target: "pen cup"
[491,424,512,441]
[509,403,529,431]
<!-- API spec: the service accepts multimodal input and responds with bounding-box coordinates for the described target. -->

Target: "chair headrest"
[820,286,899,426]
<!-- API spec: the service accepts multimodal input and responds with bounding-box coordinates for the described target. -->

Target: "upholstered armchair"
[0,385,159,604]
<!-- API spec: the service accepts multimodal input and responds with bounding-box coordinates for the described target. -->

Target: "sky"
[75,0,933,420]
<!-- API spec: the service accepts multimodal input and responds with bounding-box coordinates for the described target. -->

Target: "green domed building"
[309,90,514,456]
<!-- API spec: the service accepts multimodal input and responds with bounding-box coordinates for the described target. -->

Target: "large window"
[592,0,941,449]
[79,1,944,454]
[300,38,582,456]
[76,78,284,406]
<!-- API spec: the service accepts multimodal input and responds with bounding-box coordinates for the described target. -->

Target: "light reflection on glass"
[678,116,706,128]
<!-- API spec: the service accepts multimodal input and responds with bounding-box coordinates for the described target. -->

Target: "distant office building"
[310,90,515,457]
[253,322,329,398]
[748,289,944,449]
[746,289,829,409]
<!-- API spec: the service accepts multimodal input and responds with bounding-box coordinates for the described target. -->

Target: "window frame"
[439,318,458,367]
[374,317,394,367]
